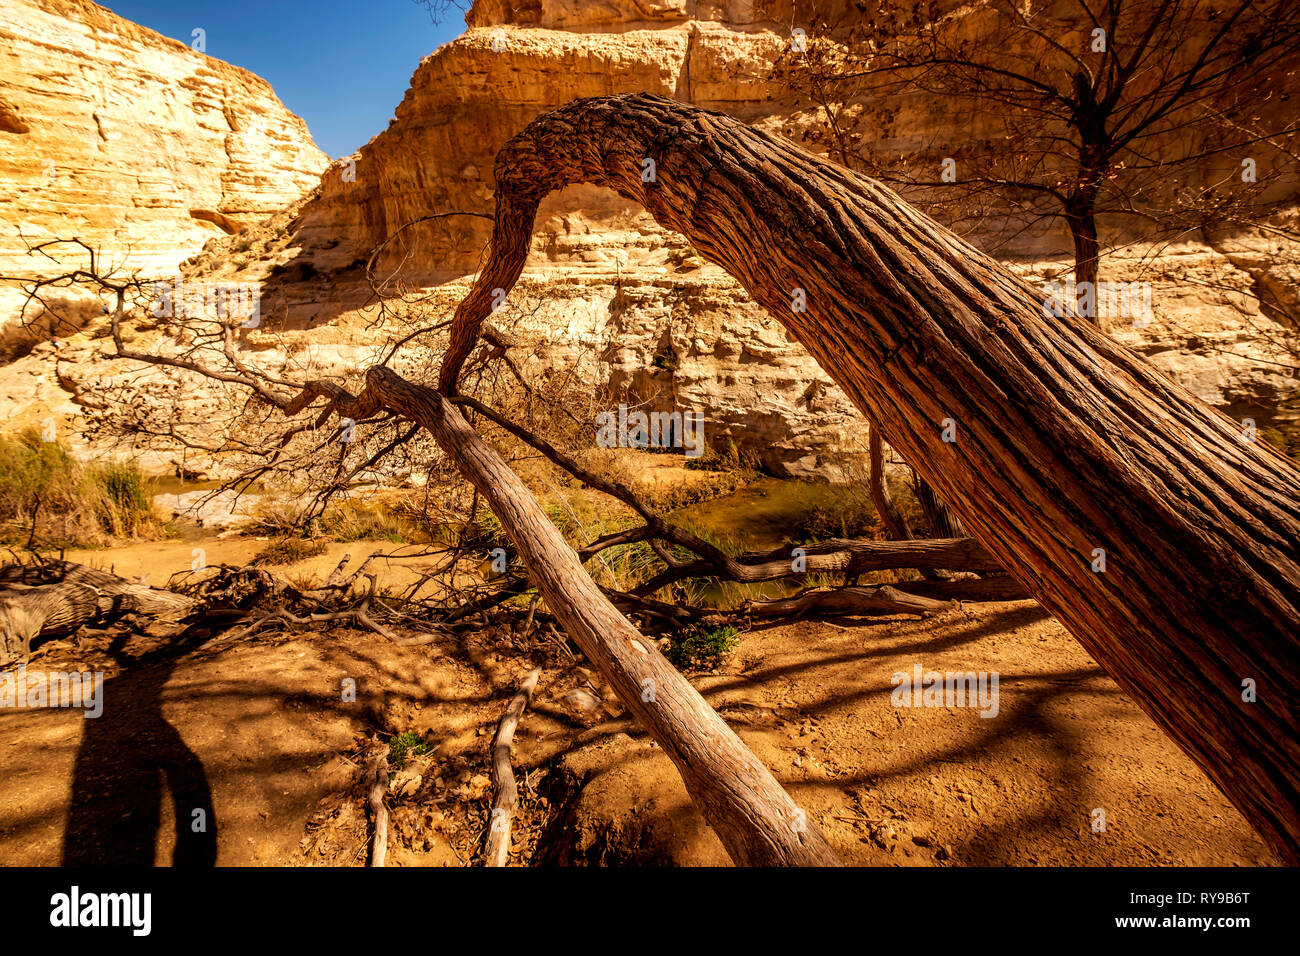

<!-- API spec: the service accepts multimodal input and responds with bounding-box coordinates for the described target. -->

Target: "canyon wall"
[1,0,1296,478]
[0,0,328,351]
[274,0,1300,471]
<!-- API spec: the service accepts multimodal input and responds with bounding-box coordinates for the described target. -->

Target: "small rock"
[564,688,600,712]
[391,770,422,798]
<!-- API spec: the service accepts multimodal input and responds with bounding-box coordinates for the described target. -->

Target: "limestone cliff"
[244,0,1300,470]
[0,0,328,345]
[1,0,1296,479]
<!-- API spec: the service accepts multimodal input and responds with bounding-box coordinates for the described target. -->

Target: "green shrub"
[0,429,77,514]
[452,507,509,551]
[667,624,739,670]
[0,431,159,546]
[250,536,327,566]
[84,461,152,537]
[387,731,433,770]
[318,503,411,543]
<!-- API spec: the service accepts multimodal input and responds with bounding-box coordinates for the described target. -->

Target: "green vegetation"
[249,494,429,546]
[85,461,152,537]
[0,430,162,547]
[387,730,433,770]
[452,506,509,552]
[667,624,740,671]
[684,437,748,473]
[1259,423,1300,460]
[318,502,414,543]
[250,536,328,566]
[796,492,880,541]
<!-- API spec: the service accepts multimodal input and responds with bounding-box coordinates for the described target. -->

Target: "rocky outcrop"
[221,0,1300,472]
[0,0,328,350]
[0,0,1295,478]
[293,7,793,279]
[292,0,1300,278]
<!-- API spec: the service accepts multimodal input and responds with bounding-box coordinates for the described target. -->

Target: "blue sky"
[103,1,467,158]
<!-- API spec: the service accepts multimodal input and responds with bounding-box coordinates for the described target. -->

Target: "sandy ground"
[0,577,1275,865]
[63,537,446,594]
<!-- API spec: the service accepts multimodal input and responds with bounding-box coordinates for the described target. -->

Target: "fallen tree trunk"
[633,535,1002,595]
[0,560,198,665]
[737,537,1003,578]
[0,582,100,665]
[747,586,956,619]
[438,93,1300,862]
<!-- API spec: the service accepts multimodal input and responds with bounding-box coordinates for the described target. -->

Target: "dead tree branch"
[485,667,541,867]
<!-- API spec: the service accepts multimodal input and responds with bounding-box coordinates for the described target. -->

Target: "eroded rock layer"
[1,0,1296,478]
[0,0,328,349]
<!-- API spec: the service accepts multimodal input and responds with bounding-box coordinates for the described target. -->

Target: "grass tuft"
[387,731,433,770]
[667,624,739,671]
[250,536,328,566]
[0,430,161,546]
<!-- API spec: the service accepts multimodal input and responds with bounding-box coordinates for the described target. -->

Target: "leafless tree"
[774,0,1300,317]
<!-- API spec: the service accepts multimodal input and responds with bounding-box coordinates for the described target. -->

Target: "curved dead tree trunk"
[440,92,1300,862]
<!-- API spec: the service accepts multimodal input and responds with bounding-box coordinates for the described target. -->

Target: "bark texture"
[485,667,540,867]
[0,561,198,665]
[869,423,913,540]
[366,750,389,868]
[439,92,1300,862]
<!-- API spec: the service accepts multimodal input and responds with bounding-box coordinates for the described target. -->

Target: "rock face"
[294,0,1300,277]
[278,0,1300,470]
[0,0,1296,478]
[0,0,328,349]
[296,5,793,278]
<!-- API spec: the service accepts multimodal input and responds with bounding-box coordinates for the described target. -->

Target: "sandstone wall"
[0,0,328,350]
[272,0,1300,473]
[295,0,1300,280]
[0,0,1295,479]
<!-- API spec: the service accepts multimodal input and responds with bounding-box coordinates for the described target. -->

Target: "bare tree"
[774,0,1300,318]
[412,0,469,26]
